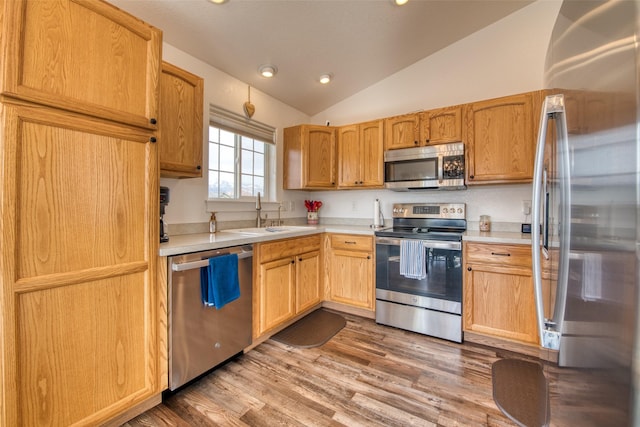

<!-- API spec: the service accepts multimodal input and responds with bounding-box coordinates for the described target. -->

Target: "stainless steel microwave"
[384,142,465,191]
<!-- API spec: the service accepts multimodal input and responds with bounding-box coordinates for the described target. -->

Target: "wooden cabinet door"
[359,120,384,187]
[463,263,538,344]
[0,104,159,426]
[466,92,537,184]
[159,61,204,178]
[337,125,360,187]
[384,113,419,150]
[419,105,463,145]
[305,125,336,188]
[1,0,162,130]
[258,257,296,335]
[329,249,374,310]
[295,251,322,314]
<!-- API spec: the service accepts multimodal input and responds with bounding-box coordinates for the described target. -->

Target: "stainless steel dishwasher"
[168,244,253,391]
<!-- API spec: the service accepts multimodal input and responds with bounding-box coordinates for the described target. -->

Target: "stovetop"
[375,203,466,241]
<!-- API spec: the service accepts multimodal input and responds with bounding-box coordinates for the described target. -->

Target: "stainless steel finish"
[376,300,462,343]
[532,94,570,350]
[171,249,253,271]
[168,245,253,391]
[377,289,461,315]
[391,203,465,219]
[375,236,461,251]
[384,142,466,191]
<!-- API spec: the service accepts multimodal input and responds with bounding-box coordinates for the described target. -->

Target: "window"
[208,105,275,200]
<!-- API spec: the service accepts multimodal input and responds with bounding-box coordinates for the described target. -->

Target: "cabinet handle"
[414,140,418,145]
[470,174,474,179]
[291,259,295,264]
[150,137,157,143]
[367,255,371,260]
[150,118,157,125]
[467,267,472,271]
[344,241,357,244]
[491,252,511,257]
[196,165,202,170]
[354,181,358,184]
[425,139,430,143]
[298,257,303,262]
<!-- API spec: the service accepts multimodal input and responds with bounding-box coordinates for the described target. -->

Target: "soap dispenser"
[209,212,217,233]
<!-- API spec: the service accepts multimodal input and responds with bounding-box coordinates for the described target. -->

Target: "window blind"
[209,104,276,144]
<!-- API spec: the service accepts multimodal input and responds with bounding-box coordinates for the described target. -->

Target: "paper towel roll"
[373,199,381,227]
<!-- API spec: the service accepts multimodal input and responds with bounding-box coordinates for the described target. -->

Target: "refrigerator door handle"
[532,94,570,350]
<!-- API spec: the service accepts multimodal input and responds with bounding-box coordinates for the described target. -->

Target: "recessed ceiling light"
[208,0,228,4]
[259,65,277,78]
[319,74,332,84]
[394,0,409,5]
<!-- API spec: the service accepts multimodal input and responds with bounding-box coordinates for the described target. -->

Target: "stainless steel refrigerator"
[532,1,638,425]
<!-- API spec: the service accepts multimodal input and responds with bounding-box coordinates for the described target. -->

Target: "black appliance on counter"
[375,203,466,342]
[160,186,170,243]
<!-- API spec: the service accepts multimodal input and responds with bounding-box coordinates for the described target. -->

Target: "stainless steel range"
[375,203,465,342]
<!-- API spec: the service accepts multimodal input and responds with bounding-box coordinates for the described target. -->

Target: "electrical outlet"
[280,201,287,212]
[522,200,531,215]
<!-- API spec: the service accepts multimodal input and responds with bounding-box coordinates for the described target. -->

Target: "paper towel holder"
[370,198,386,230]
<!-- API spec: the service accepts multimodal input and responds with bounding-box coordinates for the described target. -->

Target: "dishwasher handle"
[171,250,253,272]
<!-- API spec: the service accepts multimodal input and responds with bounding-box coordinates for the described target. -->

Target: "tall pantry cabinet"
[0,1,163,426]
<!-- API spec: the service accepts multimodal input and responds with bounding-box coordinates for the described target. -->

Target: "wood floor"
[124,313,626,427]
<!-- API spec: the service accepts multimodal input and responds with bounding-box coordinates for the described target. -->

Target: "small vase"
[307,211,319,225]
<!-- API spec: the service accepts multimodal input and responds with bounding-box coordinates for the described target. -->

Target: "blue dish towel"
[199,253,240,309]
[399,239,426,280]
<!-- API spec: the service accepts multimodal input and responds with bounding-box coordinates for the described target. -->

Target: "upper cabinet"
[337,120,384,188]
[284,125,337,190]
[0,0,162,130]
[418,105,463,145]
[159,61,204,178]
[384,106,463,150]
[465,91,541,185]
[384,113,419,150]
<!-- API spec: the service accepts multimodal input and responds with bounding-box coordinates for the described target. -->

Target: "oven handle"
[375,237,461,251]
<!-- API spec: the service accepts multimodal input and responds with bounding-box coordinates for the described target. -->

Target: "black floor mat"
[271,309,346,348]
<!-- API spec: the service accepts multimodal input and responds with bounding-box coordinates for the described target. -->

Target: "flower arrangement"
[304,200,322,225]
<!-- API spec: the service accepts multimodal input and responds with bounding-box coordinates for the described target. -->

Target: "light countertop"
[462,230,532,245]
[159,224,376,257]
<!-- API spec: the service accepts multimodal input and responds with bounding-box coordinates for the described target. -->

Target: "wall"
[162,0,562,231]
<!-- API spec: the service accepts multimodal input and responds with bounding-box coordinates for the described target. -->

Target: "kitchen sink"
[222,226,312,236]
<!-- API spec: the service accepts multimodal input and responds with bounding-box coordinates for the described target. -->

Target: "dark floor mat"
[271,309,346,348]
[492,358,550,427]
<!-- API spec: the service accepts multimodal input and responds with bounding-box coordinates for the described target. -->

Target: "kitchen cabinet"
[326,234,375,311]
[384,113,419,150]
[418,105,464,145]
[0,0,161,130]
[0,1,162,426]
[159,61,204,178]
[254,235,322,338]
[463,242,538,345]
[337,120,384,188]
[384,106,463,150]
[284,125,337,189]
[465,91,541,184]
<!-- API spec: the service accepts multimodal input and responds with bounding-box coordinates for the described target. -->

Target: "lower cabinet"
[254,235,322,338]
[326,234,375,311]
[463,242,538,345]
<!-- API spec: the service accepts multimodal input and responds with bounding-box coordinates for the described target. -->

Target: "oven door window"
[376,243,462,302]
[385,158,438,182]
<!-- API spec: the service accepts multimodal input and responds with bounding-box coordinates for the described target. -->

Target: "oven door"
[375,237,462,313]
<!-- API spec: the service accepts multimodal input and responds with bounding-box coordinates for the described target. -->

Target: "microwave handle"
[438,154,443,183]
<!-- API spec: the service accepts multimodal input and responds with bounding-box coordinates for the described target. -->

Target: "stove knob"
[457,208,463,213]
[442,208,448,214]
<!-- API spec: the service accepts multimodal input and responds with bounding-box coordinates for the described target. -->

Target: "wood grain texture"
[159,61,204,178]
[125,313,611,427]
[2,0,161,129]
[327,235,374,311]
[384,113,419,150]
[419,105,463,145]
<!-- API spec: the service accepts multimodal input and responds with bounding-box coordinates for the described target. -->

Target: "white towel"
[400,239,426,280]
[581,253,602,301]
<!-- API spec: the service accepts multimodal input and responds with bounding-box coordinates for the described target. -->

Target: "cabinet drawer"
[258,234,321,263]
[465,242,531,268]
[330,234,372,252]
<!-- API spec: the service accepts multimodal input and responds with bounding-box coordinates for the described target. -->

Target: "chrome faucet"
[256,192,263,227]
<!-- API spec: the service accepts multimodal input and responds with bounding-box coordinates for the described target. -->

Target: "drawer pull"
[344,241,357,244]
[491,252,511,257]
